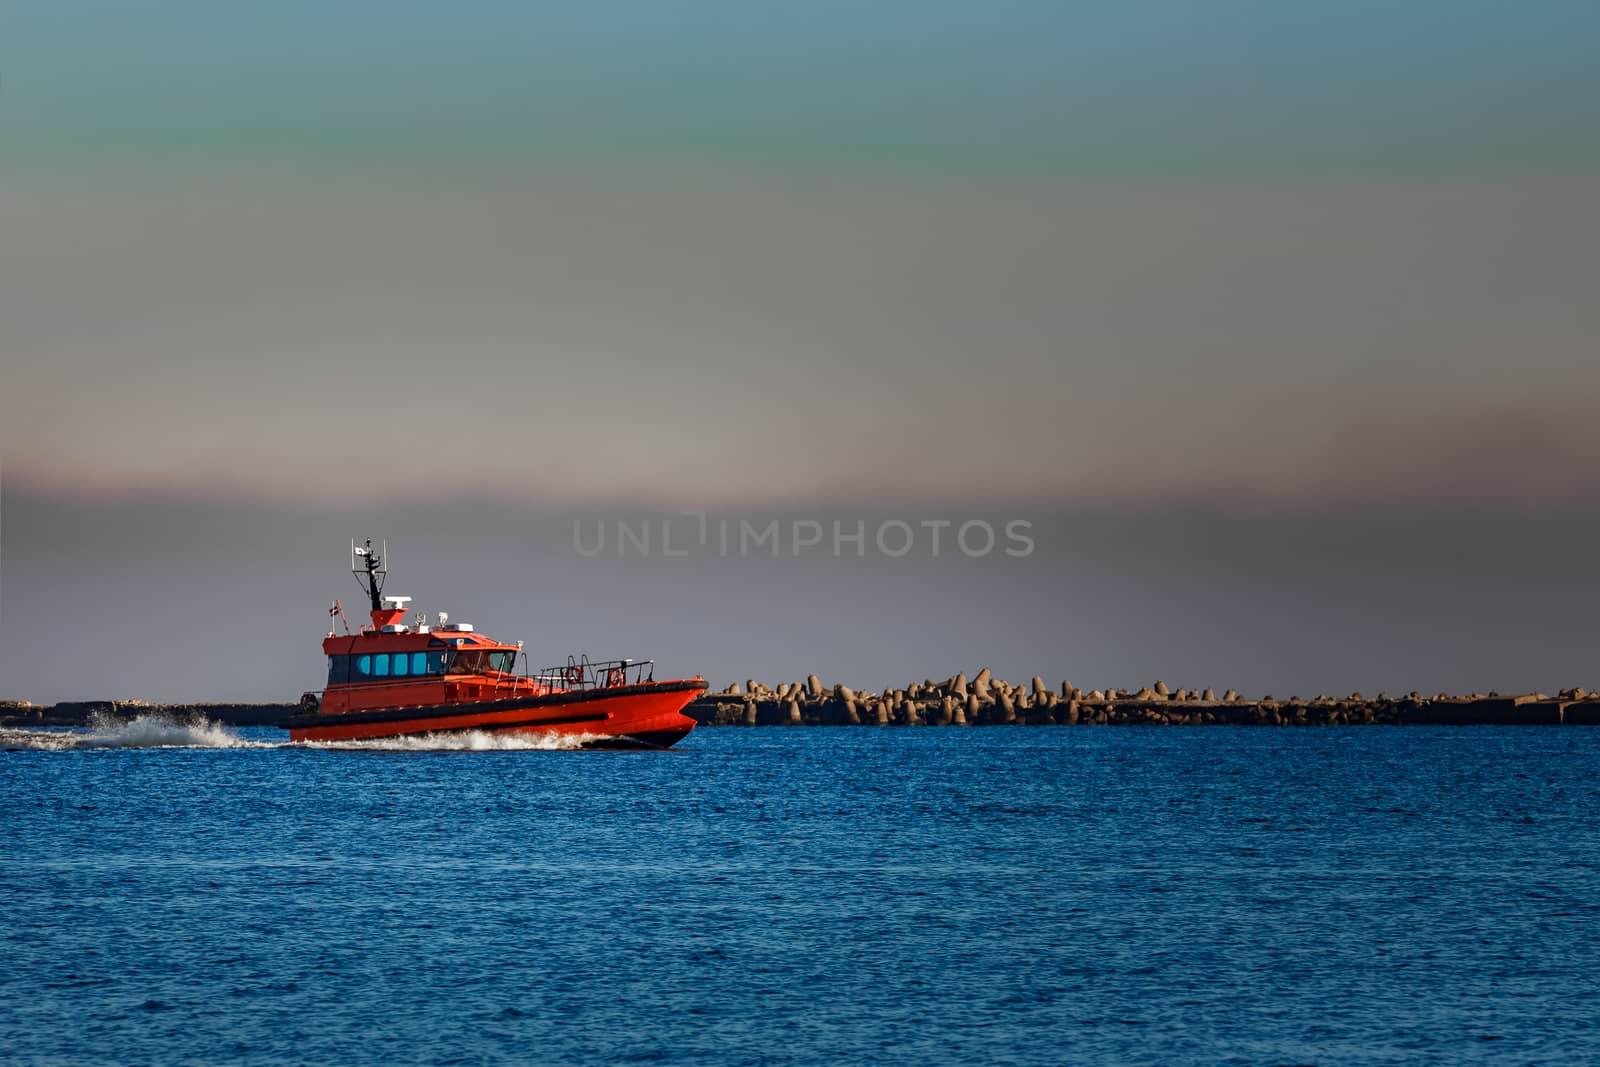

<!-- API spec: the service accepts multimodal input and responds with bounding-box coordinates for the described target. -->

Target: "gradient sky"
[3,2,1598,701]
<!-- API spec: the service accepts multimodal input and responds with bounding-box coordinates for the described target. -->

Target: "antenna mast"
[351,538,387,612]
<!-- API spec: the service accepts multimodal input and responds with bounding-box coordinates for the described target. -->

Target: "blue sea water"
[4,723,1600,1065]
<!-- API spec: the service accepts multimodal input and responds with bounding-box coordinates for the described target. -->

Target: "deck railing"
[533,656,656,691]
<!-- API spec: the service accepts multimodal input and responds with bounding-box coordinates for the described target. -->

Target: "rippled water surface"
[5,723,1600,1064]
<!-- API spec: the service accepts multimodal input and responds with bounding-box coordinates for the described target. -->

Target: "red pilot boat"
[288,539,706,747]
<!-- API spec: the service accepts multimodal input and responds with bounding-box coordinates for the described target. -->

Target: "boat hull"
[286,679,706,747]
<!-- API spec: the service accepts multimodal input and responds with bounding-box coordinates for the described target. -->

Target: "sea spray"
[0,718,602,752]
[0,712,267,750]
[80,710,262,748]
[302,730,600,752]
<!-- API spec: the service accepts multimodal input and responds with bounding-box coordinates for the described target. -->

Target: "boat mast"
[352,538,387,613]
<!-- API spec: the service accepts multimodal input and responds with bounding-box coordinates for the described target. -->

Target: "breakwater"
[0,700,290,728]
[687,672,1600,726]
[6,672,1600,729]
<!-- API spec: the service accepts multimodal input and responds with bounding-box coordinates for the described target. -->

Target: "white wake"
[302,730,602,752]
[1,715,605,753]
[0,712,270,751]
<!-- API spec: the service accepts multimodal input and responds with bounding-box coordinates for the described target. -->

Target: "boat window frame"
[330,645,452,684]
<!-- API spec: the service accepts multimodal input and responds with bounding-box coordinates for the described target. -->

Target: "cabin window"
[332,651,438,683]
[444,649,518,675]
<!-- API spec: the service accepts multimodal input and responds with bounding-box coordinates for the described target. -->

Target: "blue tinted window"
[427,651,448,675]
[374,653,390,677]
[412,652,428,675]
[392,652,409,677]
[356,655,371,676]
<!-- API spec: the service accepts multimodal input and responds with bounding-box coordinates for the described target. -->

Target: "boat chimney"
[372,594,411,630]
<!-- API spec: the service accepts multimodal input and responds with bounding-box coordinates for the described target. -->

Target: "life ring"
[605,667,624,688]
[563,664,584,687]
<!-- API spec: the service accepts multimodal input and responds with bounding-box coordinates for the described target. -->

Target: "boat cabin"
[314,540,537,714]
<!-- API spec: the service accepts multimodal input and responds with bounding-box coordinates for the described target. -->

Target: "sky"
[3,2,1599,702]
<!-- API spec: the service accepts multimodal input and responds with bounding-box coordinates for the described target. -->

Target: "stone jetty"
[0,700,291,728]
[683,677,1600,727]
[4,681,1600,729]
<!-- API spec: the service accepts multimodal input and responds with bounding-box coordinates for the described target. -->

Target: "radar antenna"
[351,538,388,612]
